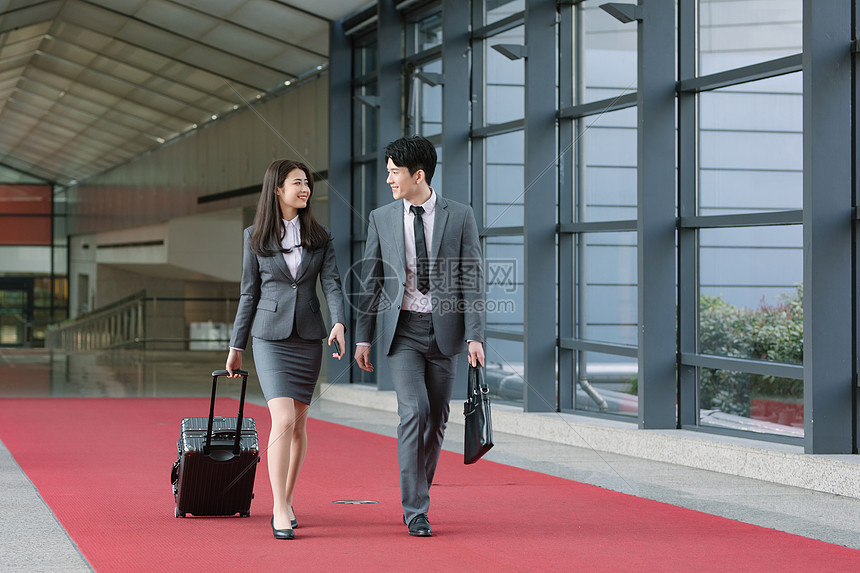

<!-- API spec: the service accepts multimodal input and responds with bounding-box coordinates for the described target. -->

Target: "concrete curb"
[318,381,860,500]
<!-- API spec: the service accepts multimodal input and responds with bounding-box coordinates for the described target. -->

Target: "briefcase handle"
[466,363,489,399]
[204,369,249,456]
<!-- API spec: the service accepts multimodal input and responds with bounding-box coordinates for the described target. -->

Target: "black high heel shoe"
[290,506,298,529]
[271,517,295,540]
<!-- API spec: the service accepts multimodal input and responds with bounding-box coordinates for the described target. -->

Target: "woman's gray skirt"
[252,334,322,405]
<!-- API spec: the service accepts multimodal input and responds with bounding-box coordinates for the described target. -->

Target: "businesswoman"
[226,159,345,540]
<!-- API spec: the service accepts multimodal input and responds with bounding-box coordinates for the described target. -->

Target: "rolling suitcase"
[171,369,260,518]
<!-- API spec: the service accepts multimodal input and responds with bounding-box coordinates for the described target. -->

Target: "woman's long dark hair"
[249,159,331,257]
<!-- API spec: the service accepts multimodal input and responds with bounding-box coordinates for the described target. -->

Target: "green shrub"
[698,285,803,416]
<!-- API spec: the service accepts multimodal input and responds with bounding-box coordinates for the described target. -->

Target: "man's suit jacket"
[229,225,345,350]
[356,195,485,357]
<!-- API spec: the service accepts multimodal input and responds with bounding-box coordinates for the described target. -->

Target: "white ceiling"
[0,0,371,186]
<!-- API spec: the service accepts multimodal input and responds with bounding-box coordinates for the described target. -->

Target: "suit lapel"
[430,195,449,265]
[271,240,295,282]
[295,247,313,281]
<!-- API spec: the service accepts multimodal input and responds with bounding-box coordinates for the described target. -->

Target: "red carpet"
[1,398,858,572]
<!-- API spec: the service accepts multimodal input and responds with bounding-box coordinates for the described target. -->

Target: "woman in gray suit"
[225,159,345,540]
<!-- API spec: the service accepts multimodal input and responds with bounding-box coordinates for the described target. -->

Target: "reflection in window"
[576,351,638,418]
[699,368,803,439]
[485,131,524,227]
[484,338,524,405]
[699,74,802,214]
[698,0,802,76]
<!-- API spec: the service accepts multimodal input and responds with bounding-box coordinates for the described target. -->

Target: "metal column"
[636,0,677,428]
[328,18,353,387]
[677,0,698,428]
[373,0,402,391]
[802,0,853,453]
[523,0,558,412]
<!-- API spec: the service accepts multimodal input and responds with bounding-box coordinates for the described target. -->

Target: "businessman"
[354,135,485,537]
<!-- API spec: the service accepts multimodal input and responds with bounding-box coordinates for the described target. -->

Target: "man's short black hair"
[384,135,437,185]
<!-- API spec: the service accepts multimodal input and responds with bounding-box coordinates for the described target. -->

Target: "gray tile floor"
[2,348,860,571]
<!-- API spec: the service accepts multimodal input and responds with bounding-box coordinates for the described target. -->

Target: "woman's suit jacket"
[229,225,346,350]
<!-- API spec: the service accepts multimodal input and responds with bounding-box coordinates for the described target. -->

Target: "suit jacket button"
[402,282,406,287]
[291,284,297,289]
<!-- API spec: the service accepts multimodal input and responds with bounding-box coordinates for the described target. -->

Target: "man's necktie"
[410,205,430,295]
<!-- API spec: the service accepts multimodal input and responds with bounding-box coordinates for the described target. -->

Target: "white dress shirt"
[402,190,436,313]
[281,216,302,278]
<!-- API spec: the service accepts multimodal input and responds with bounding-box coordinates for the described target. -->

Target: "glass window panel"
[576,1,637,104]
[577,232,637,346]
[698,225,803,364]
[413,12,442,52]
[485,236,523,333]
[485,131,524,228]
[53,277,68,308]
[484,338,523,405]
[433,145,443,195]
[0,246,52,274]
[698,0,802,76]
[575,107,637,222]
[485,26,525,125]
[575,351,638,418]
[33,277,52,307]
[413,60,442,138]
[698,74,802,214]
[353,38,378,76]
[699,367,803,439]
[351,162,378,236]
[486,0,524,25]
[353,82,378,156]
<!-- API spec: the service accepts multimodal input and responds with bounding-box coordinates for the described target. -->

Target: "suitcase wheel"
[241,510,250,518]
[175,507,185,518]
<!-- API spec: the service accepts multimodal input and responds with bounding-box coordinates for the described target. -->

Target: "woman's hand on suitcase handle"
[225,348,243,377]
[328,322,346,360]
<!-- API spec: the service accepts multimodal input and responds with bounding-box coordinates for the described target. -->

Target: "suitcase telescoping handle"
[205,369,249,457]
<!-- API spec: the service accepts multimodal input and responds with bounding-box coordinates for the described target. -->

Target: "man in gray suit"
[354,136,485,537]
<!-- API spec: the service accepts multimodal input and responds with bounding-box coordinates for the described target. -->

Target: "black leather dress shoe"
[407,514,432,537]
[271,517,295,540]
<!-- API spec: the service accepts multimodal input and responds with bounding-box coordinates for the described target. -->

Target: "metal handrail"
[45,292,147,351]
[45,293,240,351]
